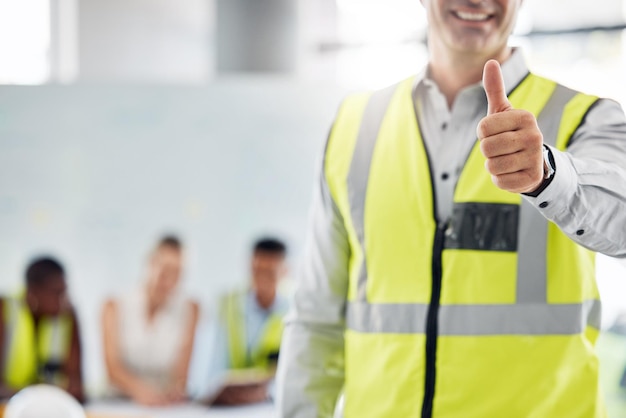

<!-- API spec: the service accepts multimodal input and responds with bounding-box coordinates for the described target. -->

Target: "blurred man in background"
[0,257,84,403]
[277,0,626,417]
[210,238,288,406]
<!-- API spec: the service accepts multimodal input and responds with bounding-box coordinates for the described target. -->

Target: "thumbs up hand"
[477,60,545,194]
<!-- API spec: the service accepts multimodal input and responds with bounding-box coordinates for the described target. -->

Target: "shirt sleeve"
[187,310,231,400]
[523,98,626,257]
[276,152,350,418]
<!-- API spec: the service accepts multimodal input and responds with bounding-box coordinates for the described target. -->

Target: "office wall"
[77,0,213,83]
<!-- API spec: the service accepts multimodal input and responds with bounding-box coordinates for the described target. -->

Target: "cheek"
[501,2,520,27]
[430,5,444,26]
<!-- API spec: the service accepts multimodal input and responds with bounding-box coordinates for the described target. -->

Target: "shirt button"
[441,172,449,180]
[441,122,448,130]
[539,201,549,209]
[576,229,585,236]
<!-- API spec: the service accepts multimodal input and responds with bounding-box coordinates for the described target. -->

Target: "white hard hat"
[4,384,86,418]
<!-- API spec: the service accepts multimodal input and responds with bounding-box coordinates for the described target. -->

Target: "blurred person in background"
[101,235,199,406]
[277,0,626,417]
[208,238,288,406]
[0,257,84,403]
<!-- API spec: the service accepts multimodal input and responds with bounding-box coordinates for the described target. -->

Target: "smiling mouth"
[452,10,493,22]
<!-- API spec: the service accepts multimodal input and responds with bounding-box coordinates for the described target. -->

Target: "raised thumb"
[483,59,512,115]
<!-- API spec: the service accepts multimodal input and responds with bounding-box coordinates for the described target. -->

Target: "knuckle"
[480,139,493,157]
[484,158,494,174]
[519,110,536,126]
[486,156,505,175]
[477,118,489,138]
[492,174,508,190]
[518,129,542,152]
[484,158,492,173]
[502,176,521,192]
[529,130,543,145]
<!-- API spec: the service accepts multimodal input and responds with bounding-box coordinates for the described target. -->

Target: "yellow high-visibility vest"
[2,297,73,390]
[221,291,284,370]
[325,73,604,417]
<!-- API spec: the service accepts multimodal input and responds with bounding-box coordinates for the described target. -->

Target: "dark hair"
[25,257,65,287]
[253,237,287,256]
[157,235,183,251]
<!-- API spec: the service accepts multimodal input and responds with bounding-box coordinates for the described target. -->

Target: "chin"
[443,28,492,48]
[42,310,63,317]
[450,37,496,55]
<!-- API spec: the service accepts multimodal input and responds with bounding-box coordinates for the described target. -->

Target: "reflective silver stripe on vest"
[347,301,429,334]
[516,85,578,303]
[347,83,398,301]
[347,299,601,335]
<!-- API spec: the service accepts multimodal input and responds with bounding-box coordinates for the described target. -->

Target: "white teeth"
[455,11,490,21]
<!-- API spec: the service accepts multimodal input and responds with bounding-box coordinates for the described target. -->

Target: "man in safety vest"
[0,257,84,403]
[277,1,626,417]
[211,238,288,406]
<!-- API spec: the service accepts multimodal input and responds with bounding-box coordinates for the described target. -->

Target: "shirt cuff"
[521,145,578,218]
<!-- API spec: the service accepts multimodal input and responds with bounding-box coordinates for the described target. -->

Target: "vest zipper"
[421,221,447,418]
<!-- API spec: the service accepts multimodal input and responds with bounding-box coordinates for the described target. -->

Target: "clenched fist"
[477,60,545,194]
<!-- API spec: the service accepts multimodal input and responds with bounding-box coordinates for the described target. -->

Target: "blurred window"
[0,0,50,84]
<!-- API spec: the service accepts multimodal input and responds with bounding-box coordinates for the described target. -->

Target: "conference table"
[1,400,276,418]
[87,401,275,418]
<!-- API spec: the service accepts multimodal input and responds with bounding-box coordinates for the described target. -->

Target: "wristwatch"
[524,145,556,197]
[543,145,555,180]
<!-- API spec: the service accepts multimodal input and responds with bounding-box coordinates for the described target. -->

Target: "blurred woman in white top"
[101,236,199,406]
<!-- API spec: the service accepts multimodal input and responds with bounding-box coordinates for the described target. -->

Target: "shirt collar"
[414,48,529,98]
[247,289,275,314]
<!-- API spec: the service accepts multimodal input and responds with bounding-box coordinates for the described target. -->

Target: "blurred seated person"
[0,257,84,402]
[102,236,199,406]
[211,238,289,406]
